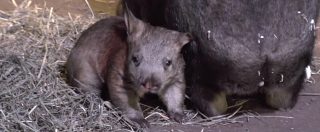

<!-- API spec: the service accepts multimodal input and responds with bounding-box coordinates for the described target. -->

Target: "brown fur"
[67,17,127,95]
[66,10,191,127]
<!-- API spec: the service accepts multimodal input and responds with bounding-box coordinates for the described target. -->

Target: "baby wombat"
[66,9,191,128]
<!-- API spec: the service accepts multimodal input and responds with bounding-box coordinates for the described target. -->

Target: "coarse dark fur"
[124,0,320,116]
[121,0,167,26]
[66,10,191,127]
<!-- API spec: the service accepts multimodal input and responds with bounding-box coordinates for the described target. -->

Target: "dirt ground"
[1,1,319,132]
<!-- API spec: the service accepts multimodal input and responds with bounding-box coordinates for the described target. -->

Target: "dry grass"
[0,0,133,131]
[1,0,319,131]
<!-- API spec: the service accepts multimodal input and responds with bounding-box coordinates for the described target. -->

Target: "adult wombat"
[66,9,191,127]
[124,0,320,116]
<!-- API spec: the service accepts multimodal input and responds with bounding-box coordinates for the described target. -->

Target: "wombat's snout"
[140,76,160,92]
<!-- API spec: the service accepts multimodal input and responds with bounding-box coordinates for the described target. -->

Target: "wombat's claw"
[168,111,184,123]
[131,118,150,128]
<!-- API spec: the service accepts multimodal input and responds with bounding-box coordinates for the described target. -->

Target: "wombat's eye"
[131,56,140,66]
[165,60,172,67]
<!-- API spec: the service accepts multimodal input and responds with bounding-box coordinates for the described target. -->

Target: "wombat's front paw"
[168,111,184,123]
[130,117,150,128]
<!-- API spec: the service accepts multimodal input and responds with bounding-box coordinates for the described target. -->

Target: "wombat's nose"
[141,81,152,90]
[141,77,160,90]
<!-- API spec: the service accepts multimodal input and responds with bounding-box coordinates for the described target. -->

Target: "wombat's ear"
[179,33,193,47]
[123,4,146,36]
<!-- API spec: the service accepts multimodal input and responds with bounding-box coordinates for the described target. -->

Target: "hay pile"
[0,1,138,131]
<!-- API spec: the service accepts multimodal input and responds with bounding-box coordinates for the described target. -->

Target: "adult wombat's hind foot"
[191,89,228,116]
[265,87,298,110]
